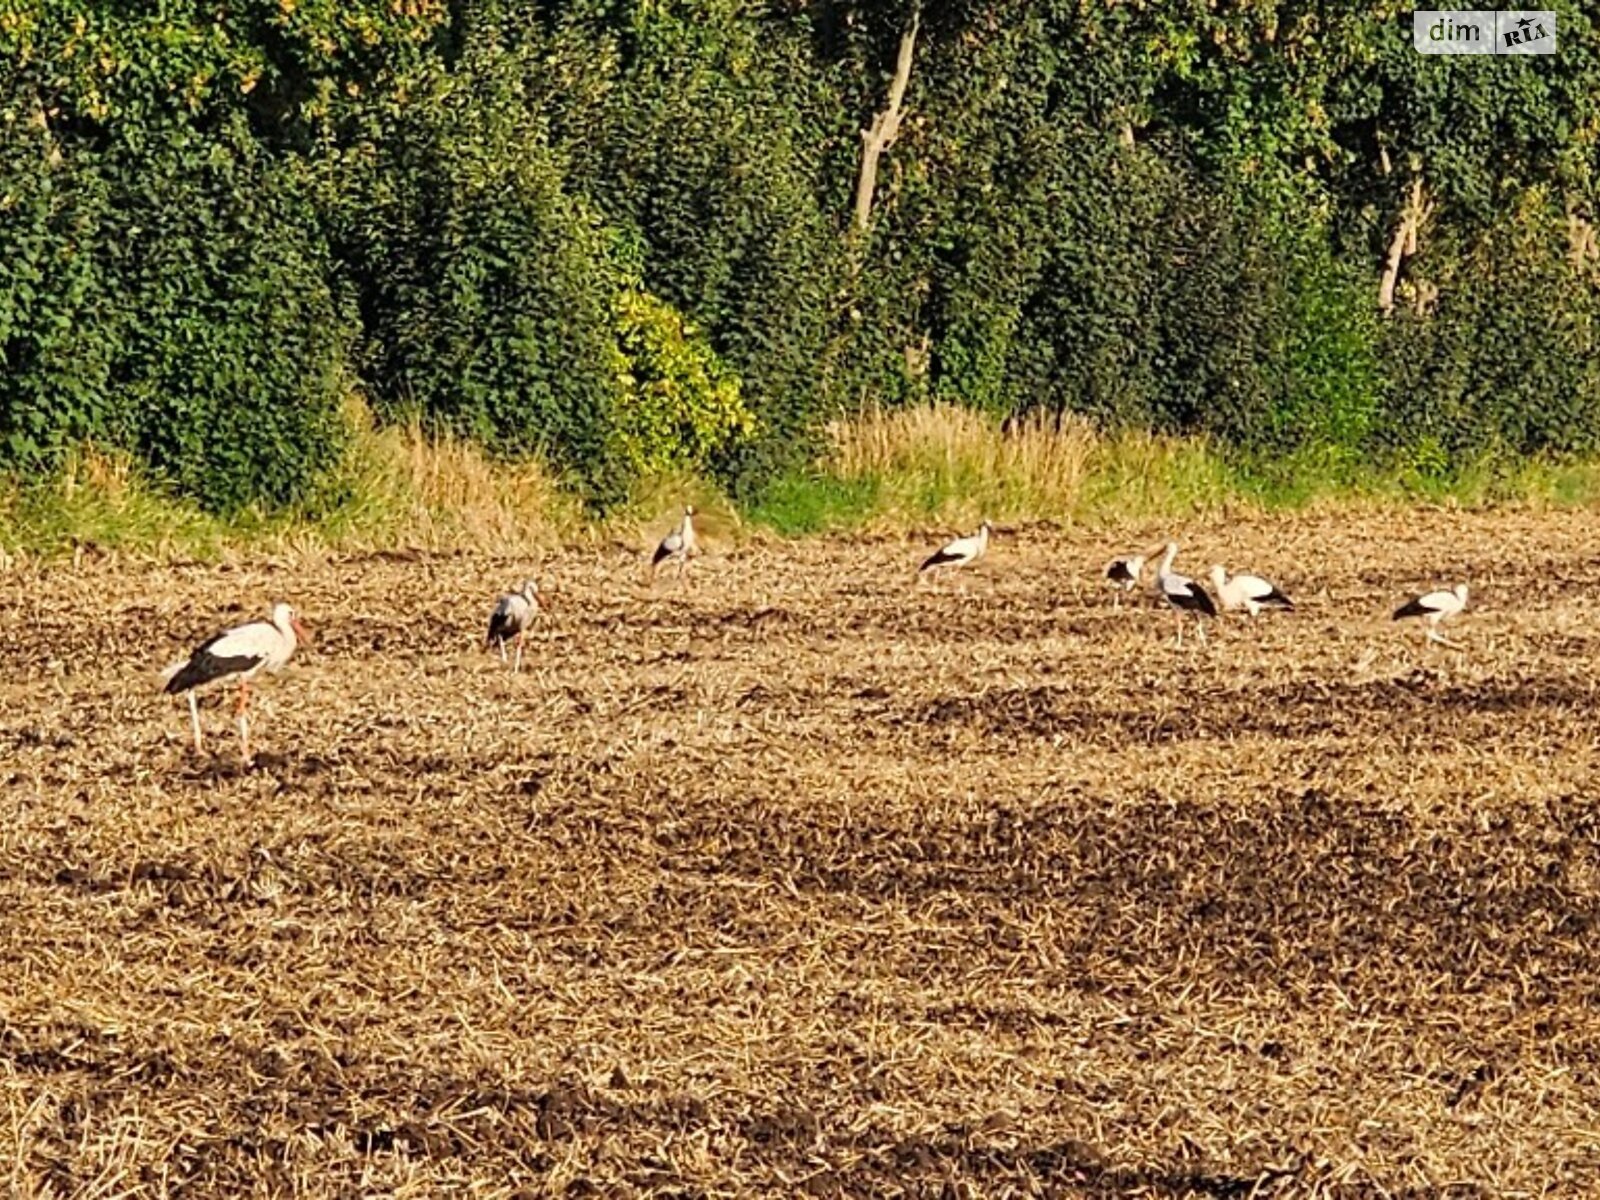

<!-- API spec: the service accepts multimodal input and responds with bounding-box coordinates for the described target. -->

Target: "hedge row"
[2,1,1596,511]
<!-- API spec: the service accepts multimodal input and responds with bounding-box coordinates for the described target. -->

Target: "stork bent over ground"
[486,579,540,671]
[1209,565,1294,617]
[1105,545,1161,609]
[1394,584,1469,647]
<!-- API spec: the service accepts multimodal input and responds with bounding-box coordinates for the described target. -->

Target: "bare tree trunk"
[1379,176,1427,314]
[853,9,920,231]
[1377,216,1408,314]
[1569,211,1597,271]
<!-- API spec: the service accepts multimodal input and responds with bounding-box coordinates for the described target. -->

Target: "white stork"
[486,579,540,671]
[652,505,699,582]
[920,521,991,577]
[1209,565,1294,617]
[162,602,308,764]
[1394,584,1468,646]
[1104,548,1156,609]
[1155,542,1217,646]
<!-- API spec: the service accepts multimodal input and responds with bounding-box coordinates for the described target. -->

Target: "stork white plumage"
[486,579,540,671]
[1155,542,1217,646]
[1394,583,1469,646]
[1209,565,1294,617]
[920,521,991,577]
[652,505,699,583]
[162,602,308,764]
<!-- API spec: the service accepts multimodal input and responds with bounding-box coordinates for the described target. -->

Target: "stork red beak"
[291,617,311,646]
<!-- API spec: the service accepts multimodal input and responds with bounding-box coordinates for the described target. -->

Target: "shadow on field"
[652,784,1600,1001]
[912,672,1600,743]
[0,1040,1327,1198]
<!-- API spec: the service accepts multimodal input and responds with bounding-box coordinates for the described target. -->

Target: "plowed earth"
[3,509,1600,1197]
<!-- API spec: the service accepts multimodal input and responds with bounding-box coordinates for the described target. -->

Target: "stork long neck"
[1160,545,1177,577]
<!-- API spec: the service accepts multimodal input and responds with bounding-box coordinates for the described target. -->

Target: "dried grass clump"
[825,402,1098,523]
[323,406,585,553]
[0,446,228,562]
[819,402,1243,528]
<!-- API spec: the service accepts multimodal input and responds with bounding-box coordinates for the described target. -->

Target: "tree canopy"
[2,0,1596,509]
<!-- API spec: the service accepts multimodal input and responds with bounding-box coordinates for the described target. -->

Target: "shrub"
[1379,209,1600,469]
[335,55,628,500]
[0,93,350,512]
[608,290,755,479]
[0,80,115,466]
[5,0,1599,516]
[525,0,852,491]
[108,122,351,513]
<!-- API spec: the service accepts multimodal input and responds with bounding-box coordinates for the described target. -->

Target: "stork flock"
[161,506,704,762]
[916,522,1467,652]
[1097,537,1467,649]
[160,507,1469,764]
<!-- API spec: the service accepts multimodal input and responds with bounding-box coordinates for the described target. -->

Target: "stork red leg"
[236,681,253,764]
[163,602,305,769]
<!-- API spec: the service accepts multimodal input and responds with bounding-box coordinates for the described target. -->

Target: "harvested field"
[4,508,1600,1197]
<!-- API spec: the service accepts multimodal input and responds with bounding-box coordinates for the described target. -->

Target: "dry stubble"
[2,509,1600,1197]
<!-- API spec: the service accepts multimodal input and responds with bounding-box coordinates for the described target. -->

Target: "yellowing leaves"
[606,290,756,478]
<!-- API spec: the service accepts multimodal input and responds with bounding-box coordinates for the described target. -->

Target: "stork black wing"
[1393,596,1431,620]
[921,548,962,571]
[486,608,516,647]
[1170,583,1217,617]
[164,645,264,694]
[1107,560,1135,584]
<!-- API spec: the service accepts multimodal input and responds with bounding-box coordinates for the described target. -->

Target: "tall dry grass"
[0,409,722,562]
[0,447,229,561]
[0,420,587,562]
[329,417,585,552]
[827,404,1094,517]
[819,402,1236,526]
[335,408,745,554]
[6,400,1599,562]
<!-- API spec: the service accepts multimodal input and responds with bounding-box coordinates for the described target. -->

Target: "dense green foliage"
[1,0,1596,512]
